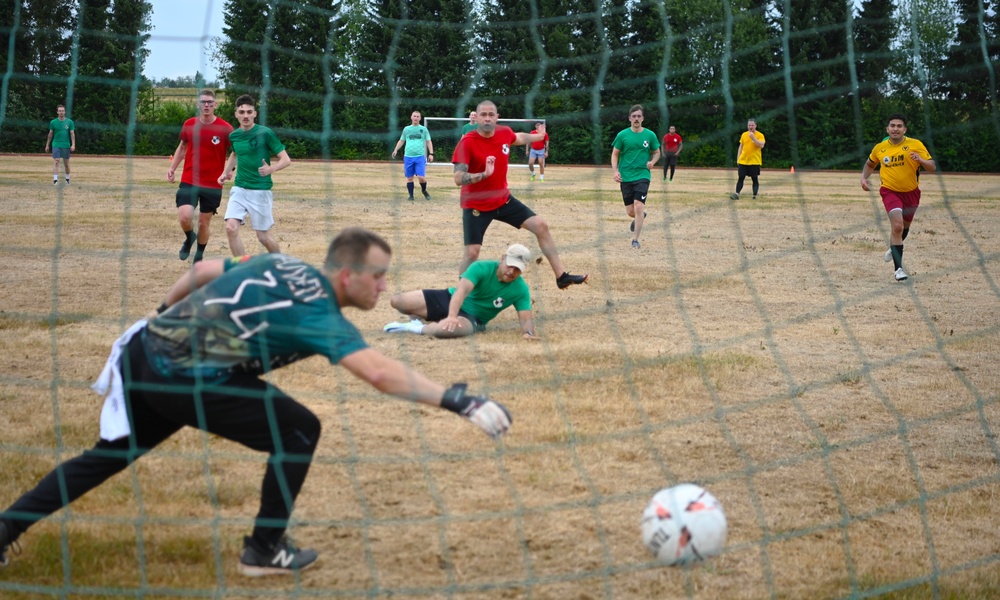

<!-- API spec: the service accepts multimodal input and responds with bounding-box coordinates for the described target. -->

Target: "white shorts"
[224,187,274,231]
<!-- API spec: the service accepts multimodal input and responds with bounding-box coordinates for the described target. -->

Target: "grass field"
[1,156,998,599]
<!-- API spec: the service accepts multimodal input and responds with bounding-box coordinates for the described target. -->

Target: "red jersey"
[662,132,682,153]
[179,116,233,188]
[529,130,549,151]
[452,126,518,211]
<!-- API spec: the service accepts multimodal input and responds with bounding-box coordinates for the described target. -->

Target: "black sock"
[407,182,414,197]
[892,244,904,269]
[196,243,207,254]
[184,230,196,245]
[420,182,427,192]
[901,228,909,241]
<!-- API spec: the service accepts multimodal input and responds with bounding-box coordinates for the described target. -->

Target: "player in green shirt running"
[0,228,511,577]
[383,243,538,340]
[611,104,660,249]
[218,94,292,256]
[45,104,76,185]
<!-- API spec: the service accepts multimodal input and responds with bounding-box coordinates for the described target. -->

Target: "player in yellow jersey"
[730,119,765,200]
[861,114,936,282]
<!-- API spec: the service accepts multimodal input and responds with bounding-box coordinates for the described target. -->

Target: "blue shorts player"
[392,110,434,201]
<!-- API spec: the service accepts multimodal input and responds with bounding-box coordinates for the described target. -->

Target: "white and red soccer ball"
[640,483,727,565]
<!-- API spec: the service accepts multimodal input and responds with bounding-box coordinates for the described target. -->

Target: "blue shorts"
[529,148,546,160]
[403,155,427,178]
[52,147,71,160]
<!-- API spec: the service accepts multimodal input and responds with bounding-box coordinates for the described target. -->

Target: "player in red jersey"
[452,100,588,290]
[167,89,234,263]
[661,125,683,182]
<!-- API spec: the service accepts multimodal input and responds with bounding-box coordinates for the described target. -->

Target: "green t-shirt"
[49,118,75,148]
[461,123,477,135]
[230,124,286,190]
[143,254,367,381]
[612,127,660,182]
[400,125,431,157]
[448,260,531,325]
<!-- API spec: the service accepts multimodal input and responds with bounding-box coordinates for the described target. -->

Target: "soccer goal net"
[1,1,998,598]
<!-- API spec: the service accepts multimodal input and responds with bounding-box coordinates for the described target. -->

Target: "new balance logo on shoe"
[273,549,295,568]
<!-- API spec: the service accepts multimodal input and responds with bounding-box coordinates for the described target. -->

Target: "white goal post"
[421,117,547,168]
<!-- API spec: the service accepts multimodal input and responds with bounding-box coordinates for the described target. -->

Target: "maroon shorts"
[880,187,920,223]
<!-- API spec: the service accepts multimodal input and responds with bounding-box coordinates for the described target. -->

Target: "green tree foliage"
[74,0,153,153]
[854,0,896,99]
[892,0,958,98]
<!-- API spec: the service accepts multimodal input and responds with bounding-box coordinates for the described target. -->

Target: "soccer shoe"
[0,521,20,567]
[556,272,589,289]
[384,318,424,334]
[422,190,431,201]
[752,195,757,200]
[408,196,414,202]
[238,536,318,577]
[629,211,648,232]
[53,179,58,185]
[531,173,536,181]
[894,267,908,281]
[730,192,740,200]
[179,241,193,261]
[192,252,204,264]
[884,248,893,263]
[632,239,640,249]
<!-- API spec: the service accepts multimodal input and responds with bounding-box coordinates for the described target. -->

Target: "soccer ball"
[640,483,727,565]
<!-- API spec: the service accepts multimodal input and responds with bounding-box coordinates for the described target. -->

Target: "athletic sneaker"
[531,173,536,181]
[422,190,431,201]
[408,196,414,202]
[237,536,318,577]
[1,520,19,567]
[730,192,740,200]
[53,179,58,185]
[556,272,589,289]
[192,252,204,264]
[179,240,193,261]
[632,239,640,249]
[629,212,648,232]
[884,248,893,263]
[384,318,424,334]
[752,195,757,200]
[894,267,908,281]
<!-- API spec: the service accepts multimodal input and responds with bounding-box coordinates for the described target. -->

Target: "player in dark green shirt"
[611,104,660,250]
[384,243,538,340]
[218,94,292,256]
[0,228,511,578]
[45,104,76,185]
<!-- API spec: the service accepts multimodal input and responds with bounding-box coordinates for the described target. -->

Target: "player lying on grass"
[0,227,511,577]
[384,243,539,340]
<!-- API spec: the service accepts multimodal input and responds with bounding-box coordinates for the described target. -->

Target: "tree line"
[1,0,998,172]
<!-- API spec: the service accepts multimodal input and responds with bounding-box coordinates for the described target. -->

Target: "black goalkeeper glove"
[441,383,512,438]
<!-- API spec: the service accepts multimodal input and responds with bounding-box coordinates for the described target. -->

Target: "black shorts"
[737,164,761,178]
[176,183,223,214]
[619,180,650,206]
[663,152,678,166]
[462,194,536,246]
[422,289,486,332]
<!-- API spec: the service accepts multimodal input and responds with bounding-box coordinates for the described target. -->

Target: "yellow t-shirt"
[868,137,931,193]
[737,131,765,165]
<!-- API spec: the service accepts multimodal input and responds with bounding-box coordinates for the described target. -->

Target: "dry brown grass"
[1,156,999,599]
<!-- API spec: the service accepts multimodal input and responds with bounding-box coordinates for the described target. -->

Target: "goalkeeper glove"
[441,383,512,438]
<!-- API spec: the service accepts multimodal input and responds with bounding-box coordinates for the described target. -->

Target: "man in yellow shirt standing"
[730,119,765,201]
[861,113,936,282]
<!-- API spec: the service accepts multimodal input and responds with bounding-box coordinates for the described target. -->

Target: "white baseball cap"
[504,243,531,272]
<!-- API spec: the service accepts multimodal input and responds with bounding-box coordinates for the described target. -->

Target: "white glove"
[441,383,512,438]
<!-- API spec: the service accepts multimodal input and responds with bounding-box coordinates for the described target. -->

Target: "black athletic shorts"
[737,164,761,178]
[663,152,678,166]
[462,194,536,246]
[422,289,486,332]
[176,183,223,214]
[619,180,650,206]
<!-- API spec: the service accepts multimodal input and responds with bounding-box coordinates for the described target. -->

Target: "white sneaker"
[894,267,908,281]
[384,318,424,334]
[884,248,892,263]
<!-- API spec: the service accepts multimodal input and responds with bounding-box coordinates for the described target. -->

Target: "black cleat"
[556,272,589,289]
[179,241,193,260]
[237,536,318,577]
[422,190,431,201]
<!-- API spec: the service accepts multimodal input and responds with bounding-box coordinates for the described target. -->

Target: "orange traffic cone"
[790,166,795,174]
